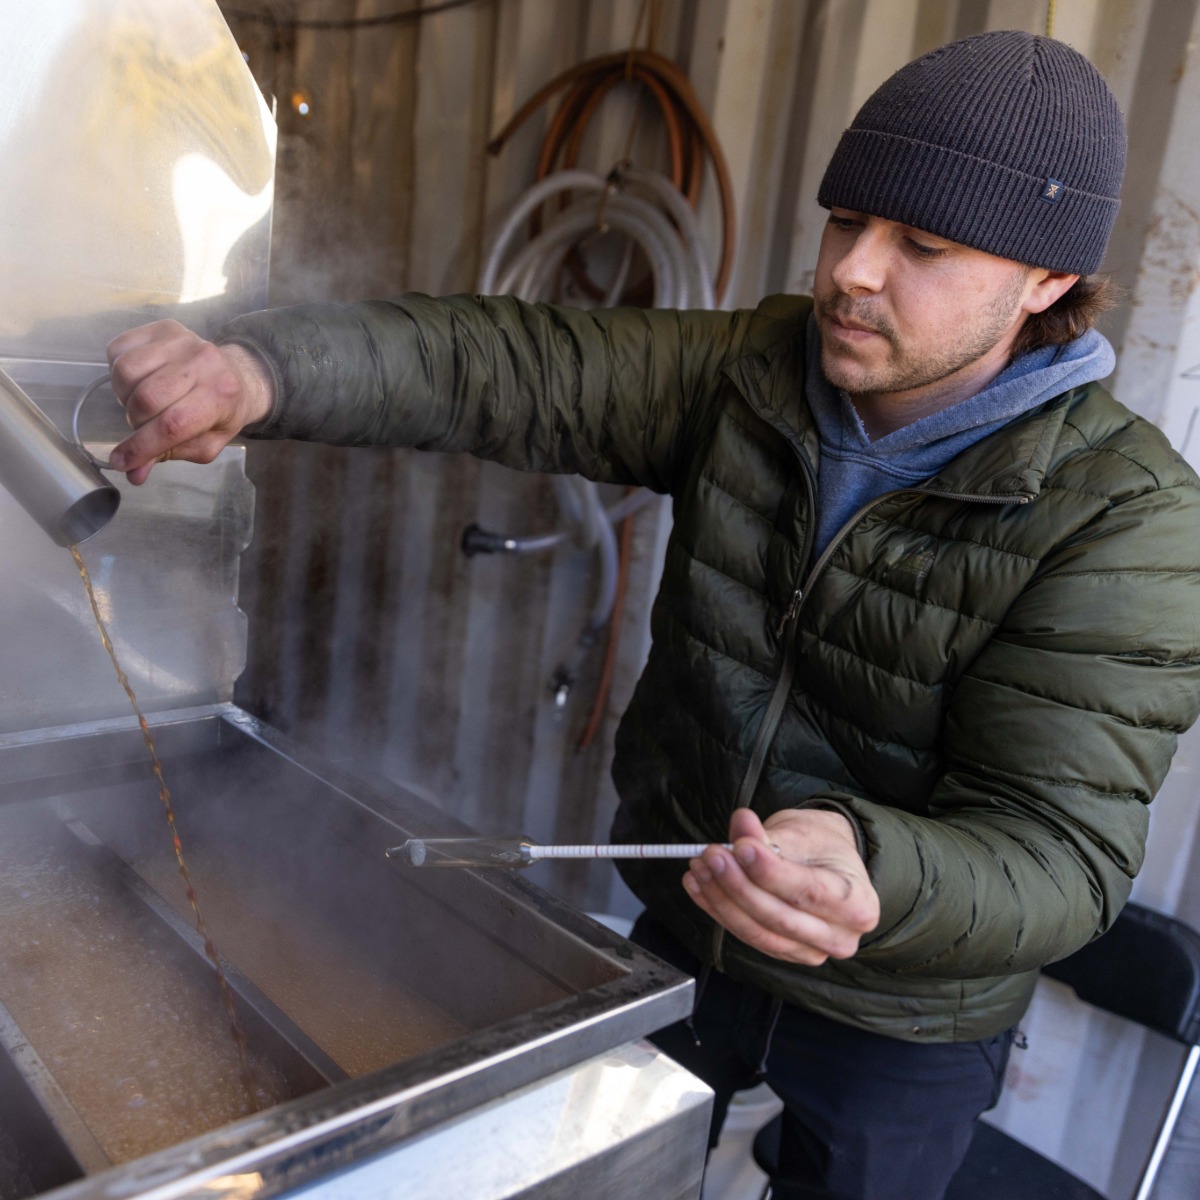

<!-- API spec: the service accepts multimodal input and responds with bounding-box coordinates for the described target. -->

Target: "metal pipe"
[0,368,119,546]
[460,489,657,557]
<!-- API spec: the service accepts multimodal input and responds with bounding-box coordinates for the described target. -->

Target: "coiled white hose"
[478,167,715,308]
[496,196,682,306]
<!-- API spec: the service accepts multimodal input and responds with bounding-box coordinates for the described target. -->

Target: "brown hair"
[1013,275,1118,358]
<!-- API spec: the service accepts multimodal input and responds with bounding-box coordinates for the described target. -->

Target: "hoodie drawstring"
[756,994,784,1076]
[685,961,713,1046]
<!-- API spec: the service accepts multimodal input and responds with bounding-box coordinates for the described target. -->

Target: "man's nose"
[830,227,888,296]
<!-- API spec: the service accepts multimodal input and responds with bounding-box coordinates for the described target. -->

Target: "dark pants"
[632,914,1012,1200]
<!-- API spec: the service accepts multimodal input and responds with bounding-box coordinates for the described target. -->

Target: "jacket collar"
[723,294,1077,503]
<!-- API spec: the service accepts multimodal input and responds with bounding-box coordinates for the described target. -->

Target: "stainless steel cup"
[0,367,120,546]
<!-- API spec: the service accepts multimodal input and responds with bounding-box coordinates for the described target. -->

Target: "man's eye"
[908,239,947,259]
[828,215,859,231]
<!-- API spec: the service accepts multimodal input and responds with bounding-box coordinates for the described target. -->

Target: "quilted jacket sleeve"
[844,473,1200,977]
[219,293,742,494]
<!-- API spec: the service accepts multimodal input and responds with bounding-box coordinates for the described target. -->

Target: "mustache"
[815,296,897,343]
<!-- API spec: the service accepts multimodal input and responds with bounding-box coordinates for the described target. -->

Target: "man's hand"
[683,808,880,965]
[106,320,275,485]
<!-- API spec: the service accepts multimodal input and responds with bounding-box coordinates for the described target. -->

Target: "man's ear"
[1025,270,1079,315]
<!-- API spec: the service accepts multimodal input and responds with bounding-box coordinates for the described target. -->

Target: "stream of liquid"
[69,545,259,1113]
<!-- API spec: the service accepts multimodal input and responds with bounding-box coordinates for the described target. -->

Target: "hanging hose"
[470,41,728,719]
[577,489,639,752]
[494,196,683,305]
[478,168,714,308]
[486,48,736,303]
[546,507,620,713]
[507,200,674,303]
[470,166,711,715]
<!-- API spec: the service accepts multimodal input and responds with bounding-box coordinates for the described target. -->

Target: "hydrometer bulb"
[385,835,731,868]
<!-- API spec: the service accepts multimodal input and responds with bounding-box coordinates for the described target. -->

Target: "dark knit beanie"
[818,31,1126,274]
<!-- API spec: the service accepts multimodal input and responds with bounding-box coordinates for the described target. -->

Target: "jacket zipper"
[710,475,1029,970]
[712,442,816,969]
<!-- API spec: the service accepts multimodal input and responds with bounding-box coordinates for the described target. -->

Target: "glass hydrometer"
[386,836,731,868]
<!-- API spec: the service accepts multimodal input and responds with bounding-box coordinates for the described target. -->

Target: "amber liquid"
[69,545,259,1113]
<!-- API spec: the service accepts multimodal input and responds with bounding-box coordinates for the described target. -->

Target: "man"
[105,31,1200,1200]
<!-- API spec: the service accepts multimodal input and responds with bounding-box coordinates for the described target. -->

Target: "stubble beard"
[816,266,1031,399]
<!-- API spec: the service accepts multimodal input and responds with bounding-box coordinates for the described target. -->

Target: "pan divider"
[0,996,110,1192]
[56,808,349,1094]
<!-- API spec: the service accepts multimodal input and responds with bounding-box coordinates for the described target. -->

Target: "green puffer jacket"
[224,292,1200,1043]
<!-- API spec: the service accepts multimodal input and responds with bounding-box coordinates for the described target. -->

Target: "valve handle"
[72,373,121,472]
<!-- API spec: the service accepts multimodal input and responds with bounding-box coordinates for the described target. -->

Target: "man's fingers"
[106,318,191,364]
[728,807,768,843]
[684,859,844,965]
[115,348,235,429]
[117,430,234,486]
[686,848,867,962]
[729,840,876,932]
[109,323,204,410]
[110,397,238,476]
[122,371,192,428]
[103,322,272,486]
[124,462,153,487]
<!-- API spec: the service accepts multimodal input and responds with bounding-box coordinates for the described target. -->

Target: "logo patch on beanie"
[1041,178,1065,203]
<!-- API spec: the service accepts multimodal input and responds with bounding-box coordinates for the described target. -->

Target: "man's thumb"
[728,806,768,843]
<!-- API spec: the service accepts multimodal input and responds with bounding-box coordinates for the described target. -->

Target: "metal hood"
[0,0,276,363]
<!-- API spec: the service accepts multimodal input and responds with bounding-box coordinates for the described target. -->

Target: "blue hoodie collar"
[802,318,1115,559]
[805,317,1115,475]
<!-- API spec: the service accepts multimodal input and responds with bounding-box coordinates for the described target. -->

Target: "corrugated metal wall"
[218,1,1200,1193]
